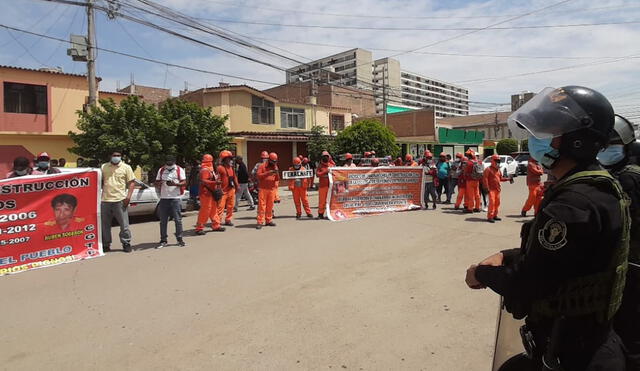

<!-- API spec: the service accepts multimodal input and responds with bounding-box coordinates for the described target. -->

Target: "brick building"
[118,83,170,105]
[263,81,376,118]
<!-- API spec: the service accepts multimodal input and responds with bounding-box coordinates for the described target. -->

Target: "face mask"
[528,136,560,169]
[269,160,276,166]
[37,161,49,169]
[322,157,329,163]
[294,165,301,170]
[165,163,176,170]
[111,156,122,164]
[597,145,625,166]
[15,169,28,176]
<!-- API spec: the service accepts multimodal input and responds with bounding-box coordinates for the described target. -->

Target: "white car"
[483,155,518,177]
[59,168,189,217]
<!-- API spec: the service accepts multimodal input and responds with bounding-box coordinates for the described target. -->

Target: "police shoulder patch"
[538,219,568,251]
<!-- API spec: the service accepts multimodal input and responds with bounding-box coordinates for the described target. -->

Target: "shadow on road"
[465,217,490,223]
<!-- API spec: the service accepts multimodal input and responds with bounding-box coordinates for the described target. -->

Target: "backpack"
[159,166,185,195]
[471,161,484,180]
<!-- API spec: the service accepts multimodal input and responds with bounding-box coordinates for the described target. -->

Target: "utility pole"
[382,65,387,127]
[86,0,97,106]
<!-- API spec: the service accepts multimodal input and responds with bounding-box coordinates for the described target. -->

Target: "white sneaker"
[482,207,488,212]
[156,241,167,249]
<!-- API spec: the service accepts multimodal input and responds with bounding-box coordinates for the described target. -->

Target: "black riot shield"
[492,297,525,371]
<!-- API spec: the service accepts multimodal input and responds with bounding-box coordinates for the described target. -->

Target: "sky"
[1,0,638,118]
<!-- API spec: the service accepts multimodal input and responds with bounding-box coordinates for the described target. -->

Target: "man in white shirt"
[155,155,187,249]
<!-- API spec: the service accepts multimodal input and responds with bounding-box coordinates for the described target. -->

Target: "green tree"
[69,96,229,172]
[520,139,528,152]
[332,119,399,158]
[496,138,519,155]
[306,125,334,163]
[158,98,229,169]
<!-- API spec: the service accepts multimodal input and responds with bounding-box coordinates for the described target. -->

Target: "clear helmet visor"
[507,87,593,140]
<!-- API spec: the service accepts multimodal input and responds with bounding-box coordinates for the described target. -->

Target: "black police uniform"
[610,160,640,369]
[476,162,628,371]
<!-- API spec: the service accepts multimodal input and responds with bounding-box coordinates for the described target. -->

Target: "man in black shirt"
[235,156,255,211]
[466,86,629,370]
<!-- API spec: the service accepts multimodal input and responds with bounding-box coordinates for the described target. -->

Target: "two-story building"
[0,65,142,176]
[179,84,352,171]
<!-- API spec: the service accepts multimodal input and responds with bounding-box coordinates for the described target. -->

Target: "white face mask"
[15,169,28,176]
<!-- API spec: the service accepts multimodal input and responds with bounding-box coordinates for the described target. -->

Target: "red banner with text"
[327,167,424,221]
[0,170,103,276]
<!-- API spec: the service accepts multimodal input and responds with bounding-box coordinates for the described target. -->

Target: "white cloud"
[1,0,638,114]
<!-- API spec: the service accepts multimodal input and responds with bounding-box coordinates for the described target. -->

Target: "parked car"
[59,168,189,217]
[511,152,531,175]
[483,155,518,177]
[128,179,190,217]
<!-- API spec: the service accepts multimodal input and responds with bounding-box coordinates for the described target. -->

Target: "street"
[0,177,532,371]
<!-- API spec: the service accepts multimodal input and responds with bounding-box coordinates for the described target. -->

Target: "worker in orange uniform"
[521,157,544,217]
[289,157,313,219]
[344,153,357,168]
[256,152,279,229]
[404,154,418,166]
[217,150,239,226]
[316,150,335,219]
[196,154,225,234]
[482,154,512,223]
[454,156,468,210]
[463,149,483,213]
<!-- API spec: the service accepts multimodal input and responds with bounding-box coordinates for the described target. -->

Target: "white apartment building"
[286,48,469,118]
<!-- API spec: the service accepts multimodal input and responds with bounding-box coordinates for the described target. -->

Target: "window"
[4,82,47,114]
[281,107,305,129]
[331,114,345,131]
[251,95,274,125]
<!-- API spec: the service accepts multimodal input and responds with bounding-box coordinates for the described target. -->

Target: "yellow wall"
[0,133,77,164]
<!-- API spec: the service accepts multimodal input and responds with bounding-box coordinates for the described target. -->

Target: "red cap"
[293,157,302,165]
[269,152,278,161]
[261,151,269,159]
[372,158,380,165]
[201,154,213,163]
[465,149,475,156]
[405,154,413,161]
[219,150,233,159]
[345,153,353,160]
[455,152,463,158]
[302,157,309,164]
[298,154,304,159]
[491,154,500,161]
[364,151,371,157]
[424,150,432,158]
[37,152,50,160]
[321,150,330,157]
[440,152,447,157]
[371,150,376,155]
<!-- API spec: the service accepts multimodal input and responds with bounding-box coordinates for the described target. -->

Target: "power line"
[196,18,640,31]
[0,23,283,86]
[242,35,623,61]
[455,53,640,85]
[192,0,640,20]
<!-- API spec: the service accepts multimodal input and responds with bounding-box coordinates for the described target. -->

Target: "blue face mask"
[528,136,560,169]
[597,145,625,166]
[37,161,49,169]
[111,156,122,164]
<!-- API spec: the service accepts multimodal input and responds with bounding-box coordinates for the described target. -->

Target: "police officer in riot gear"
[465,86,630,370]
[599,114,640,369]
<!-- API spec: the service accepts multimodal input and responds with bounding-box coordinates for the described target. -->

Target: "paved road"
[0,177,534,371]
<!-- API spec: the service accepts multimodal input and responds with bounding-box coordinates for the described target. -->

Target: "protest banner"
[281,169,313,179]
[0,170,103,276]
[327,167,424,221]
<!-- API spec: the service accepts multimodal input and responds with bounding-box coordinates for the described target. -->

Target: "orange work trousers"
[455,185,466,208]
[217,188,235,224]
[257,188,276,225]
[522,184,542,215]
[465,180,481,211]
[318,185,329,215]
[196,193,221,230]
[275,181,281,202]
[292,187,311,215]
[487,189,501,220]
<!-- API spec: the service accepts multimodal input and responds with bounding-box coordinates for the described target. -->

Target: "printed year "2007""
[0,236,30,246]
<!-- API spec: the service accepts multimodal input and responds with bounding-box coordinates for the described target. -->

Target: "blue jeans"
[158,198,183,242]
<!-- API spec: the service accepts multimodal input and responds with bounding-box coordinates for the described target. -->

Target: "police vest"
[527,170,631,323]
[617,164,640,265]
